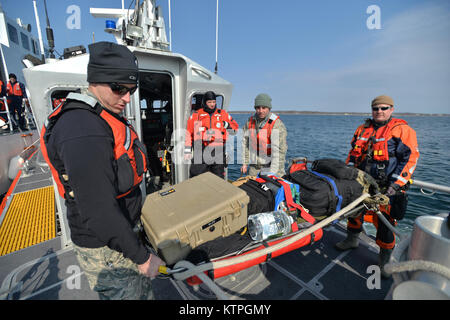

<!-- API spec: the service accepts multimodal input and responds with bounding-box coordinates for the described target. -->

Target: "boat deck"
[0,152,55,257]
[0,222,393,300]
[0,151,393,300]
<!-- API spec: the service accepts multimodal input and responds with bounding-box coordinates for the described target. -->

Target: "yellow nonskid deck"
[0,186,56,256]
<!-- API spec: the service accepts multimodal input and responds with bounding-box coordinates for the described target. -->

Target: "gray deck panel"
[0,218,392,300]
[318,247,393,300]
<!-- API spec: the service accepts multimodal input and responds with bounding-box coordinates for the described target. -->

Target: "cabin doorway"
[138,72,173,193]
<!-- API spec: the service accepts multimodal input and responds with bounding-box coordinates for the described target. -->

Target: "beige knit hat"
[371,95,394,107]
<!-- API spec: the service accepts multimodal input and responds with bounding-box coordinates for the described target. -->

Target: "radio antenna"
[43,0,55,58]
[214,0,219,74]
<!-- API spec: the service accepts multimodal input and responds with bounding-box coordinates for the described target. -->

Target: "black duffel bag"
[311,158,359,180]
[287,159,364,217]
[237,179,277,215]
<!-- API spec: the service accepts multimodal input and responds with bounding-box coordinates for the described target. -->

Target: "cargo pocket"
[390,193,408,220]
[116,153,134,194]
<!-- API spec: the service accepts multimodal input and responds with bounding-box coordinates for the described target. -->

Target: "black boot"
[335,231,360,251]
[379,248,393,278]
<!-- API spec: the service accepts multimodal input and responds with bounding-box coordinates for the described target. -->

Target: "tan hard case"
[141,172,250,265]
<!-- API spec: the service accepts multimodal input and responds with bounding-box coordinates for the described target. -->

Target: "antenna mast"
[43,0,55,58]
[214,0,219,74]
[168,0,172,51]
[90,0,169,51]
[32,0,45,62]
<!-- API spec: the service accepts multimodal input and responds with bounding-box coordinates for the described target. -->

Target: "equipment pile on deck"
[140,158,382,285]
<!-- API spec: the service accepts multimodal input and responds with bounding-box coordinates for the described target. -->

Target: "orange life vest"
[40,93,148,199]
[7,82,23,97]
[52,98,66,109]
[349,118,408,167]
[186,108,234,147]
[247,113,279,156]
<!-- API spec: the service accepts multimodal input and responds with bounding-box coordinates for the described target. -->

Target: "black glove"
[386,183,400,196]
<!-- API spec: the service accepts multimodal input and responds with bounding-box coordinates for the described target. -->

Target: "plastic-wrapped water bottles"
[247,210,294,241]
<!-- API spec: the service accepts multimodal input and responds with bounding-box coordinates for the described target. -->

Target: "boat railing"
[1,97,15,133]
[410,178,450,195]
[0,97,37,133]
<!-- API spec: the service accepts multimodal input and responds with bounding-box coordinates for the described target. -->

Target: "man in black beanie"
[41,41,164,300]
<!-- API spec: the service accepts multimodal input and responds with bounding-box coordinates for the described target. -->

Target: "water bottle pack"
[248,210,294,241]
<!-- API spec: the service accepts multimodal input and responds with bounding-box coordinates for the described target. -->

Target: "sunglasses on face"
[108,83,138,95]
[372,106,391,111]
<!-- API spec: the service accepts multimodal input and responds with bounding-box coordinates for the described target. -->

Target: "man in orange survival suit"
[335,95,419,278]
[184,91,239,178]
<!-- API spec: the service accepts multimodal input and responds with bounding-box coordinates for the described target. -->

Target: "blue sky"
[2,0,449,113]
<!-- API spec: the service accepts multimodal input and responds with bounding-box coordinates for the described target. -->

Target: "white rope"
[173,260,229,300]
[384,260,450,279]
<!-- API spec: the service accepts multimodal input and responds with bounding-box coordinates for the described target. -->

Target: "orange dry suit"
[185,107,238,178]
[345,117,419,249]
[185,107,238,152]
[41,93,148,200]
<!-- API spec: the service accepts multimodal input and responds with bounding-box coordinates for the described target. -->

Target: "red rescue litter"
[186,227,323,286]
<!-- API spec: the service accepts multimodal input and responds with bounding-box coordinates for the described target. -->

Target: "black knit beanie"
[203,91,216,103]
[87,41,138,84]
[202,91,217,112]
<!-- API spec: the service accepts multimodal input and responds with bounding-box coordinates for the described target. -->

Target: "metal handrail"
[411,178,450,195]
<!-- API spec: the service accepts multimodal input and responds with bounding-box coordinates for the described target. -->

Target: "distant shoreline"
[228,110,450,117]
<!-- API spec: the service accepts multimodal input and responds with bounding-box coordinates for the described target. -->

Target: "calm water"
[227,113,450,234]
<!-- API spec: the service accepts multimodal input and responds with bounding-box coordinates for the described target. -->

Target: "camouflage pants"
[73,244,154,300]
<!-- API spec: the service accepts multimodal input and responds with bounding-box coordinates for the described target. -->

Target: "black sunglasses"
[108,83,138,95]
[372,106,391,111]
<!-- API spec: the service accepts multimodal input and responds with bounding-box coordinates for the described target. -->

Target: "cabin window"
[20,32,30,51]
[7,24,19,44]
[50,89,81,109]
[31,39,39,55]
[190,93,224,111]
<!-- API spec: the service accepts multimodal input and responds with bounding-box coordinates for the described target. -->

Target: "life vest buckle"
[376,163,385,170]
